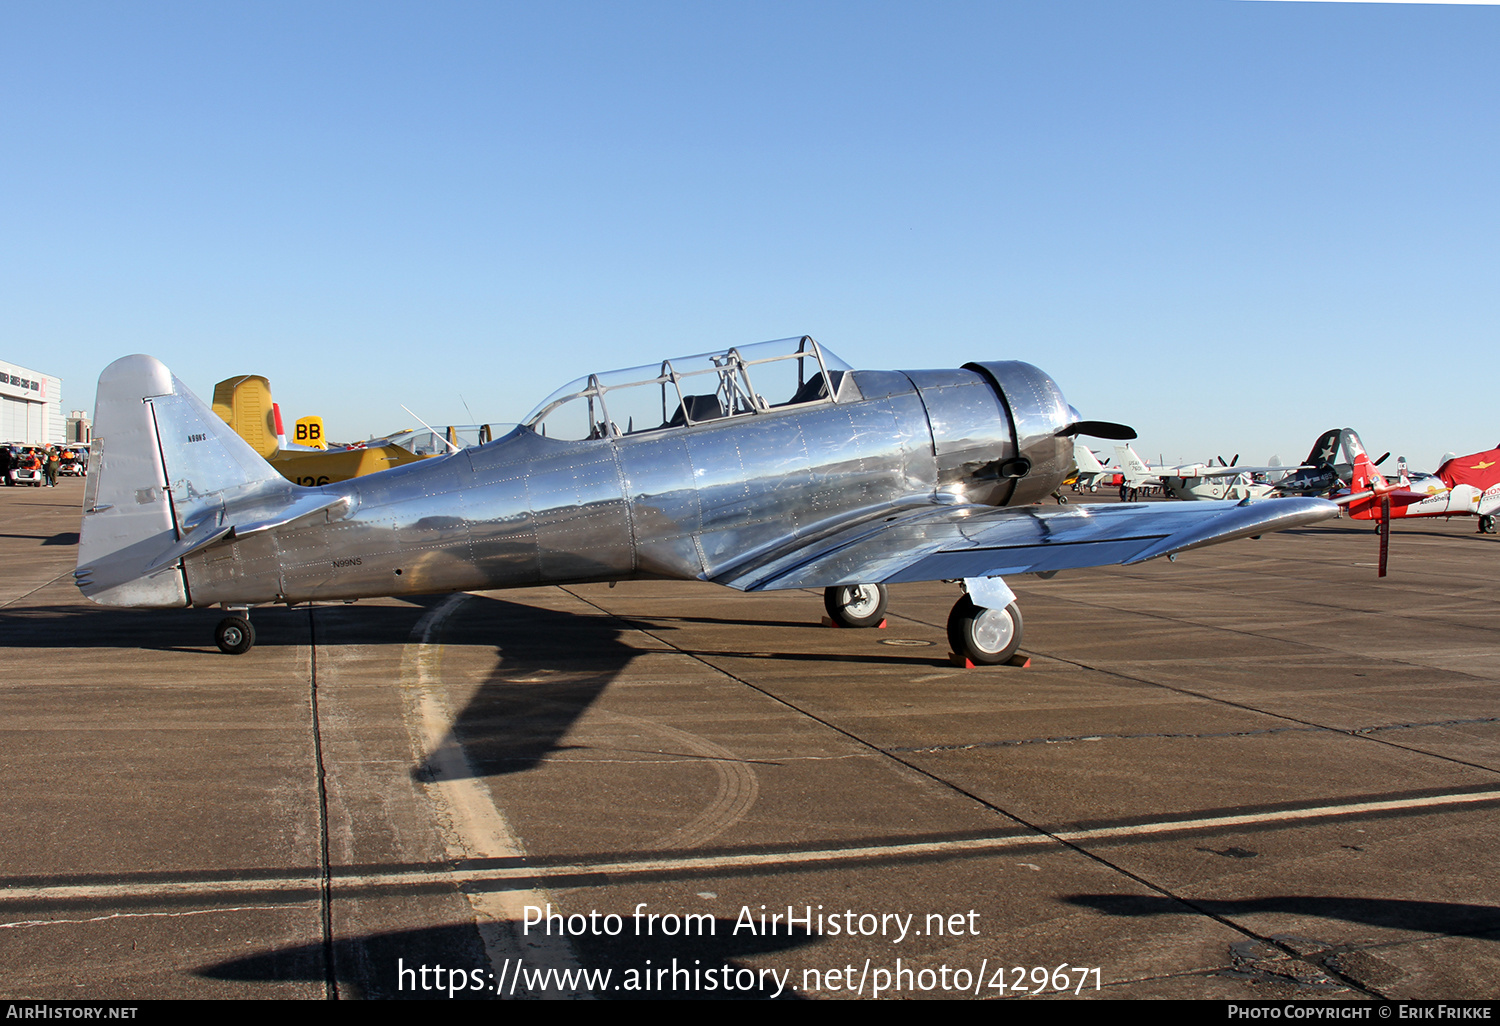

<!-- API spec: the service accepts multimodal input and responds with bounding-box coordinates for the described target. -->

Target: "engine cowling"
[964,361,1074,507]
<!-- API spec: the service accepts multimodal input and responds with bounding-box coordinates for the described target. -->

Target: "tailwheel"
[946,596,1024,666]
[823,584,888,628]
[215,616,256,655]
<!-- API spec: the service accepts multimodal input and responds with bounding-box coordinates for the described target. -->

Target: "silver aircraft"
[76,337,1338,664]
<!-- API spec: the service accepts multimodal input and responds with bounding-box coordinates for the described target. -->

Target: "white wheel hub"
[971,606,1015,654]
[843,585,880,618]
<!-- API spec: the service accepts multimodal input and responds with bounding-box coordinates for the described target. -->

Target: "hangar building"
[1,359,64,445]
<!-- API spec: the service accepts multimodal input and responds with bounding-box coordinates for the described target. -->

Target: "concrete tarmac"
[2,479,1497,1000]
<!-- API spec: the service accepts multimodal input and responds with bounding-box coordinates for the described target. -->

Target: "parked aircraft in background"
[1269,428,1441,499]
[1067,441,1116,492]
[1114,445,1285,501]
[1271,428,1406,498]
[212,374,438,486]
[293,416,329,450]
[1272,427,1447,507]
[77,338,1337,664]
[1345,431,1500,541]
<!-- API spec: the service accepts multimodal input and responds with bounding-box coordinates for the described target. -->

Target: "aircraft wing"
[1185,464,1312,478]
[712,497,1337,592]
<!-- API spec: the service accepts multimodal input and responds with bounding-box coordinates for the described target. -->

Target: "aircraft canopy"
[524,336,855,441]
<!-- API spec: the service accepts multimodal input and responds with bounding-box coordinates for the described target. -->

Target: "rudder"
[77,356,287,607]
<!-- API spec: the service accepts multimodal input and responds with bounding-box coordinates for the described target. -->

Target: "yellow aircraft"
[211,375,432,485]
[293,416,328,449]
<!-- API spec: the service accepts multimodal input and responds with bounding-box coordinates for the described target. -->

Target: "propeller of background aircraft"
[1336,476,1426,577]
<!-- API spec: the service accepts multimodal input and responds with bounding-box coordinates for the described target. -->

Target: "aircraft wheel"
[215,616,256,655]
[823,584,888,628]
[946,596,1024,666]
[1480,515,1496,534]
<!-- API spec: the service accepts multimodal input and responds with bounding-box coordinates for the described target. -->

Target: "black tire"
[215,616,256,655]
[1480,515,1496,535]
[823,584,888,628]
[946,596,1024,666]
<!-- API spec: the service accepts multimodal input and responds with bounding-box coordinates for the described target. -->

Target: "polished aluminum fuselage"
[180,363,1072,607]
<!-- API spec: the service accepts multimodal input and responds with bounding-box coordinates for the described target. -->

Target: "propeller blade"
[1232,454,1240,466]
[1217,456,1228,467]
[1057,421,1137,440]
[1378,495,1390,578]
[1375,452,1391,466]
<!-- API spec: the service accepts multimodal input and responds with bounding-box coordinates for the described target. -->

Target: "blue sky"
[3,1,1496,467]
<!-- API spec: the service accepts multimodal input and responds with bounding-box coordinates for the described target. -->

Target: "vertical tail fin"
[211,375,279,458]
[78,356,288,607]
[1113,444,1154,488]
[1073,441,1104,475]
[1346,430,1386,493]
[1303,429,1342,468]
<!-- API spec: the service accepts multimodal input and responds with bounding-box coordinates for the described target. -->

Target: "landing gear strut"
[215,615,256,655]
[946,595,1024,666]
[823,584,889,628]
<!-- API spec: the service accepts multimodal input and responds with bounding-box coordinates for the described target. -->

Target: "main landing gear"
[1480,514,1496,535]
[824,580,1027,666]
[215,609,256,654]
[946,595,1024,666]
[823,584,889,628]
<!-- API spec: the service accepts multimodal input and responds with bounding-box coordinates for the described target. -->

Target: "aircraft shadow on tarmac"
[197,919,815,999]
[5,590,952,782]
[0,593,628,653]
[0,531,78,544]
[1066,893,1500,939]
[371,593,965,782]
[0,596,625,781]
[0,602,334,650]
[323,593,642,782]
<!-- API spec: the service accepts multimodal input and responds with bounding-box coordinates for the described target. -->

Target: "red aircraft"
[1342,432,1500,576]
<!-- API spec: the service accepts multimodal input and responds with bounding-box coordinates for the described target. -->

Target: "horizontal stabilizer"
[140,493,350,574]
[141,523,236,574]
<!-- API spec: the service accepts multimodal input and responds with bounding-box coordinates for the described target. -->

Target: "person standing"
[44,447,59,487]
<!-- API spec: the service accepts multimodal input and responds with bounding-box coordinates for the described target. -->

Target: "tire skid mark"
[557,587,761,850]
